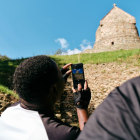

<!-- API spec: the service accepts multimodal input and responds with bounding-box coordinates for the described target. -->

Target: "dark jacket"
[78,76,140,140]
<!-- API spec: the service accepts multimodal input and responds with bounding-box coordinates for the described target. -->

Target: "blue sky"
[0,0,140,59]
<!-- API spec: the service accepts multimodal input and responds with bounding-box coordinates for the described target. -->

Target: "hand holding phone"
[72,81,91,109]
[61,63,72,82]
[71,63,85,89]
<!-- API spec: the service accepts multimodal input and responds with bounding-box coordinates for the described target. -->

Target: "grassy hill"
[52,49,140,65]
[0,48,140,97]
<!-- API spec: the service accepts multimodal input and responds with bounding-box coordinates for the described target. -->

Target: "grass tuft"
[0,85,18,98]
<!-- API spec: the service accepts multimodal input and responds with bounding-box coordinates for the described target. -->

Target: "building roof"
[100,4,136,25]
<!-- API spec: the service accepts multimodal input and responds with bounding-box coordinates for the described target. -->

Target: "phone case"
[71,63,85,89]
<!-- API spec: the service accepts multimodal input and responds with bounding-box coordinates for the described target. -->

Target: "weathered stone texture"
[85,5,140,53]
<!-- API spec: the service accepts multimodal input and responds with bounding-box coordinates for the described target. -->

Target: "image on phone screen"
[72,68,84,80]
[71,63,85,89]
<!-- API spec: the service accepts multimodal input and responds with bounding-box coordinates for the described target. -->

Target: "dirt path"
[0,93,18,115]
[85,63,140,111]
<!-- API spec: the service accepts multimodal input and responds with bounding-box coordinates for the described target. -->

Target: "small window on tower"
[111,42,114,45]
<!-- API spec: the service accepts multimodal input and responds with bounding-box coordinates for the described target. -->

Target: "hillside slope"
[54,62,140,125]
[0,49,140,125]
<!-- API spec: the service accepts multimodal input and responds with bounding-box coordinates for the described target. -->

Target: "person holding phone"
[71,63,91,130]
[0,56,91,140]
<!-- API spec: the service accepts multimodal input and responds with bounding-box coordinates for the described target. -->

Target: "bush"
[0,55,10,61]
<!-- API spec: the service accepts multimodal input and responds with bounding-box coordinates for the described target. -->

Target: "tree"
[54,49,63,55]
[0,54,10,60]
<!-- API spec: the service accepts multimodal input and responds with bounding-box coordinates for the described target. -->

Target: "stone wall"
[96,23,139,42]
[86,6,140,53]
[93,22,140,52]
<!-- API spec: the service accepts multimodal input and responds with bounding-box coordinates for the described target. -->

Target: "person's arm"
[61,64,91,130]
[73,81,91,130]
[76,108,88,130]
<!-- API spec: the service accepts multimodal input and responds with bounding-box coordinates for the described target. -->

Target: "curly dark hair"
[13,55,60,104]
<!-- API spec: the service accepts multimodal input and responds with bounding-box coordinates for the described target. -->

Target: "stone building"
[85,4,140,53]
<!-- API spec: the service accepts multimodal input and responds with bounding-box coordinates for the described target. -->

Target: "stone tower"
[86,4,140,53]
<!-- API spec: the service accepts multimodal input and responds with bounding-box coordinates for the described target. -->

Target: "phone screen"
[71,63,85,89]
[72,68,84,80]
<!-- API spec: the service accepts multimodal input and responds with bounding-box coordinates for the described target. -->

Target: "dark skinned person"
[0,55,91,140]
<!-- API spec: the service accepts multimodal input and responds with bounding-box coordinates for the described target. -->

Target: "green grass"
[51,49,140,66]
[0,58,25,88]
[0,85,18,98]
[0,48,140,96]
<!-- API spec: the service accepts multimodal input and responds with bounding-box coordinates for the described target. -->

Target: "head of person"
[13,55,64,109]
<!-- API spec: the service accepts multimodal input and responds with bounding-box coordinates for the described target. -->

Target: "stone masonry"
[85,4,140,53]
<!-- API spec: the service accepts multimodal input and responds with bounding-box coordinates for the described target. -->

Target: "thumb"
[72,87,76,93]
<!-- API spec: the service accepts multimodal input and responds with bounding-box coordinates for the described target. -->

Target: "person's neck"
[20,98,54,115]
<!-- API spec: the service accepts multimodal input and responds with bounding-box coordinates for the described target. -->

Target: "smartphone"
[71,63,85,89]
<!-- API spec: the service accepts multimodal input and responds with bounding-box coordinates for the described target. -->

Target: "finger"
[66,70,72,75]
[72,87,76,93]
[78,83,82,91]
[84,80,88,90]
[63,70,72,80]
[63,63,72,69]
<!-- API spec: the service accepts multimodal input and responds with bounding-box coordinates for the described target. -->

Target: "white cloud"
[60,40,92,55]
[55,38,92,55]
[61,48,81,55]
[80,40,92,51]
[55,38,69,49]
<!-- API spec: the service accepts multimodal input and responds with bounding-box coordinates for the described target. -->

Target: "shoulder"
[109,76,140,102]
[118,76,140,91]
[39,113,80,140]
[77,76,140,140]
